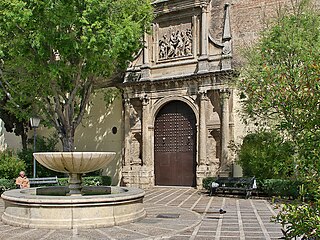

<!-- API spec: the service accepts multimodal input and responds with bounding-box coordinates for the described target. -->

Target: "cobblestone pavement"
[0,187,283,239]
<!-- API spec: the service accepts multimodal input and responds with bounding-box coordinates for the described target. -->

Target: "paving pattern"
[0,187,283,239]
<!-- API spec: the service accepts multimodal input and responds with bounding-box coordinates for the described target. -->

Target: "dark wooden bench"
[209,177,257,199]
[29,176,59,186]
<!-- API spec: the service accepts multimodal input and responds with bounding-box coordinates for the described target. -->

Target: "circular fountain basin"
[33,152,117,196]
[1,186,145,229]
[33,152,116,173]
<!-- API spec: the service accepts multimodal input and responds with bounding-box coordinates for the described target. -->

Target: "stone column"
[198,91,208,166]
[121,98,132,186]
[220,89,230,175]
[140,95,153,188]
[197,91,209,188]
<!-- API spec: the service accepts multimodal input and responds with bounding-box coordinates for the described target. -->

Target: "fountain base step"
[1,186,145,229]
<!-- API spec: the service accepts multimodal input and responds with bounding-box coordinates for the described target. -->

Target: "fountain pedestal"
[68,173,82,195]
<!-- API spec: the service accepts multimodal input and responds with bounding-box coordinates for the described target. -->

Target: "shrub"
[257,179,301,199]
[203,177,217,191]
[58,176,112,186]
[0,150,26,180]
[274,201,320,239]
[235,131,295,179]
[0,178,15,194]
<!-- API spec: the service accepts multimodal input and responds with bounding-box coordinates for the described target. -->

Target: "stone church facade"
[2,0,318,188]
[119,0,320,189]
[121,0,237,189]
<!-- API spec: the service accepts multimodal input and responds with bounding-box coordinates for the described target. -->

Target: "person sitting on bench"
[16,171,30,189]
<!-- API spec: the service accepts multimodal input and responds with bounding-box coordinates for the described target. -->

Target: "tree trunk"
[61,132,75,152]
[21,128,28,150]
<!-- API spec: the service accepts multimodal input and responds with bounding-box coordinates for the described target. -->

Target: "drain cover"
[156,213,180,219]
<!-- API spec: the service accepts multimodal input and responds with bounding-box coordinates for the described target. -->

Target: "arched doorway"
[154,101,197,186]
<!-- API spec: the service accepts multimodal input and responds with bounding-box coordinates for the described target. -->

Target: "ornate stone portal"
[121,0,234,189]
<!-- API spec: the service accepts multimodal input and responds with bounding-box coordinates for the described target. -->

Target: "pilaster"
[198,0,210,73]
[219,89,231,176]
[140,95,154,188]
[123,98,131,167]
[141,32,151,81]
[221,3,232,70]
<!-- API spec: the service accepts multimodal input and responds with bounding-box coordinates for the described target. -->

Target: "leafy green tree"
[238,1,320,181]
[238,1,320,237]
[236,131,295,179]
[0,0,153,151]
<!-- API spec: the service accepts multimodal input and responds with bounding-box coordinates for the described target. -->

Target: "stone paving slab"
[0,187,284,239]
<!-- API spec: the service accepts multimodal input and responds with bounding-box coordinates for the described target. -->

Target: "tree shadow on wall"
[74,90,123,185]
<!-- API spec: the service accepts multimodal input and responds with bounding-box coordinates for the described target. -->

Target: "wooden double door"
[154,101,196,186]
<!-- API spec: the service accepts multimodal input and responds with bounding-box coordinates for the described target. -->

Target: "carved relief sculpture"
[159,26,193,60]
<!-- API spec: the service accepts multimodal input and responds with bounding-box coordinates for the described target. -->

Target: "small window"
[112,127,117,134]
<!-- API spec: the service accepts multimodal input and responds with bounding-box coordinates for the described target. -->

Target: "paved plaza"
[0,187,283,240]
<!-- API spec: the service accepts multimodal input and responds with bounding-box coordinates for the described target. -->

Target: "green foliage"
[239,8,320,134]
[0,150,26,179]
[274,201,320,239]
[202,177,217,190]
[0,178,16,194]
[257,179,301,199]
[238,3,320,238]
[58,176,112,186]
[17,135,62,177]
[235,131,295,179]
[238,5,320,181]
[0,0,153,151]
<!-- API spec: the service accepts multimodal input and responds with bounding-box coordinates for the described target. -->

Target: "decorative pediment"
[152,0,210,15]
[124,0,232,83]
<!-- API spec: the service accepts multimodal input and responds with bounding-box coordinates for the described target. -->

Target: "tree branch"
[73,78,93,129]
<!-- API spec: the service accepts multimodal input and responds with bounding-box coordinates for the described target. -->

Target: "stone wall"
[231,0,290,65]
[207,0,301,67]
[231,0,319,65]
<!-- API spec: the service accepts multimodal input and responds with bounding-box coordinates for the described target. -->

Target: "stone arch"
[152,96,199,124]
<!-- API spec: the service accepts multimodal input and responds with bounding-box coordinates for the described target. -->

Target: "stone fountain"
[1,152,146,229]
